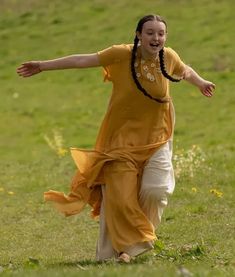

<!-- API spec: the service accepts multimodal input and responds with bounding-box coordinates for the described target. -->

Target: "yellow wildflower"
[210,189,223,198]
[8,191,15,195]
[57,148,68,157]
[191,187,197,193]
[0,187,5,192]
[43,129,68,157]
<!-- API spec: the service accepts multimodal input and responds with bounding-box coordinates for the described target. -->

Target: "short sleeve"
[166,47,186,77]
[98,45,120,66]
[97,44,131,81]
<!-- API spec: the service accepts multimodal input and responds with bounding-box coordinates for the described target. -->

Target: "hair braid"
[159,48,181,82]
[131,14,182,103]
[131,36,168,103]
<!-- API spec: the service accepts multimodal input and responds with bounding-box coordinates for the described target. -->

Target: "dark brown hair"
[131,14,181,103]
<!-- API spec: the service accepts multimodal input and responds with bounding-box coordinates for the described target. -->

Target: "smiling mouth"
[150,43,160,48]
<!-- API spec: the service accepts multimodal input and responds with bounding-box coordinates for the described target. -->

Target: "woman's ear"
[136,31,141,41]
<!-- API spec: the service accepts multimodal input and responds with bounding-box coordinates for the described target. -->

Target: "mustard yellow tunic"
[44,44,186,252]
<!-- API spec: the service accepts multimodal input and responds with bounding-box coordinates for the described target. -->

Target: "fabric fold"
[44,44,185,252]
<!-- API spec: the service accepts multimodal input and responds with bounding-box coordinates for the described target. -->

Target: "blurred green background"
[0,0,234,276]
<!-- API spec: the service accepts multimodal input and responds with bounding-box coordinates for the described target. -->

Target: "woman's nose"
[153,34,159,41]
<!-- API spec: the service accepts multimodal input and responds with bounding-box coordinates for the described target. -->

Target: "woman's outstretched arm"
[183,65,215,97]
[17,53,100,77]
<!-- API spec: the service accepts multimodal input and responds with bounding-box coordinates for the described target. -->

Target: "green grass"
[0,0,235,276]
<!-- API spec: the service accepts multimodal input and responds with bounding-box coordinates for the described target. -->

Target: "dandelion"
[0,187,5,192]
[173,145,206,179]
[8,191,15,195]
[210,189,223,198]
[192,187,197,193]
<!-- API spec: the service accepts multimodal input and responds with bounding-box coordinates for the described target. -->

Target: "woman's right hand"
[17,61,42,77]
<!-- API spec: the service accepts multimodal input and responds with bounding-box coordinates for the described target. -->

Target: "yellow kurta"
[44,44,186,252]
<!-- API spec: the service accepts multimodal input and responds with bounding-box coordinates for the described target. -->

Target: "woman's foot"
[117,252,131,263]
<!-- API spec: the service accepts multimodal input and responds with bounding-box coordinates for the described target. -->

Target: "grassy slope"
[0,0,234,276]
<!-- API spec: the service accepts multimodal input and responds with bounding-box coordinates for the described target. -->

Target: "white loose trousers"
[96,140,175,261]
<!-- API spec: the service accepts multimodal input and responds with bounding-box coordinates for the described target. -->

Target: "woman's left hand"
[183,66,215,97]
[199,80,215,97]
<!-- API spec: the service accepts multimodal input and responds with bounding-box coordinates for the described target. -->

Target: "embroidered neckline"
[134,53,161,82]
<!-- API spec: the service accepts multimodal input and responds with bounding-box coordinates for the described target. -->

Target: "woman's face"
[137,20,167,59]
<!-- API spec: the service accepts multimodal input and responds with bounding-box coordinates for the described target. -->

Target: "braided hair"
[131,15,181,103]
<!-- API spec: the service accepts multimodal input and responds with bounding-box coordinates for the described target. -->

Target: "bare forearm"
[183,66,205,88]
[39,54,100,71]
[39,55,78,71]
[183,65,215,97]
[17,53,100,77]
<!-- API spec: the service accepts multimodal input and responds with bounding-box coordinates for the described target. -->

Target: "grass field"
[0,0,234,276]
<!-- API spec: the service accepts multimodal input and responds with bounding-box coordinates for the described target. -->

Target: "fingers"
[16,65,26,73]
[201,86,214,97]
[17,69,35,77]
[205,88,213,97]
[17,65,26,71]
[17,64,30,77]
[203,91,213,97]
[21,62,31,67]
[16,68,30,77]
[19,72,33,78]
[17,62,32,71]
[201,81,215,97]
[207,83,215,93]
[16,62,41,77]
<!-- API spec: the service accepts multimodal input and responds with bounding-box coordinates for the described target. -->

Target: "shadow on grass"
[47,254,153,269]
